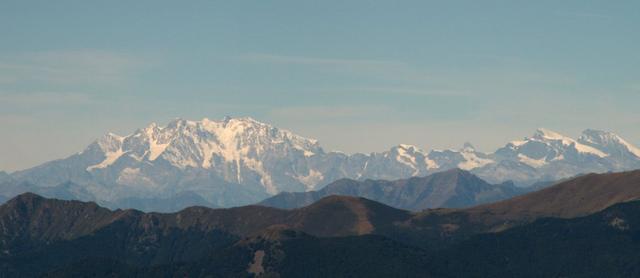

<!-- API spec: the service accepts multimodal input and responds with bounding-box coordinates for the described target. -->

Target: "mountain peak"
[433,168,482,183]
[441,167,471,175]
[82,116,325,194]
[530,128,607,157]
[92,132,124,153]
[165,118,192,130]
[3,192,47,212]
[12,117,640,210]
[105,132,124,139]
[462,142,476,152]
[209,115,262,125]
[581,129,623,142]
[533,128,569,141]
[396,144,420,151]
[579,129,640,158]
[9,192,45,202]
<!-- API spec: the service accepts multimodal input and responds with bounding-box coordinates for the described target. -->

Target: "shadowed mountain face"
[0,194,411,250]
[259,169,532,210]
[3,170,640,276]
[0,172,10,184]
[104,191,218,212]
[425,200,640,278]
[4,171,640,243]
[5,193,640,276]
[244,199,640,278]
[0,193,412,276]
[402,169,640,247]
[464,169,640,223]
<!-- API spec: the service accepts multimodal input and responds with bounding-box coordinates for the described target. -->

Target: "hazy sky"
[1,1,639,171]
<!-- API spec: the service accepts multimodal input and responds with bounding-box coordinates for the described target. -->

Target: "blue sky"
[1,0,639,171]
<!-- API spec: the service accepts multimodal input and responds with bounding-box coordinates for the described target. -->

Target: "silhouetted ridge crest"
[259,169,526,210]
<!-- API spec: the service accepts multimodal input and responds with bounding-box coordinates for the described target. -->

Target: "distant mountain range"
[1,116,639,210]
[2,170,640,276]
[259,168,543,210]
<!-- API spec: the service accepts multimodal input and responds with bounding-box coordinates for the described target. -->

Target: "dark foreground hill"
[2,170,640,276]
[423,169,640,235]
[428,199,640,277]
[259,169,532,210]
[9,197,640,277]
[255,199,640,278]
[0,193,414,276]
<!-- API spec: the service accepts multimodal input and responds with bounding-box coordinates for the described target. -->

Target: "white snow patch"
[580,130,640,158]
[535,128,607,157]
[149,141,169,161]
[535,128,569,141]
[395,145,422,175]
[356,160,370,179]
[621,140,640,158]
[510,140,527,147]
[425,157,439,170]
[116,167,156,187]
[121,167,140,175]
[87,149,125,171]
[458,151,494,170]
[573,143,607,157]
[298,169,324,191]
[199,140,215,168]
[244,158,277,194]
[517,153,547,168]
[396,146,417,166]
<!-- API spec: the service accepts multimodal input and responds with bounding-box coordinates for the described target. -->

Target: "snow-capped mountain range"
[2,117,640,209]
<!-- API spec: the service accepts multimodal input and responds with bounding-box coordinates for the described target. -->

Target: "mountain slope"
[579,129,640,169]
[34,201,640,278]
[468,169,640,220]
[0,193,412,276]
[406,169,640,246]
[428,200,640,277]
[486,128,613,184]
[5,186,640,277]
[259,169,529,210]
[0,193,411,247]
[0,171,10,184]
[6,169,640,252]
[4,117,640,210]
[244,200,640,278]
[4,117,442,209]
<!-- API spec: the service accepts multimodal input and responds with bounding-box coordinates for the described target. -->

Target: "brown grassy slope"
[409,170,640,235]
[0,193,412,247]
[468,170,640,220]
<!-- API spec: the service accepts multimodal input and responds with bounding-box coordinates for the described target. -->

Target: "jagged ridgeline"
[2,117,640,210]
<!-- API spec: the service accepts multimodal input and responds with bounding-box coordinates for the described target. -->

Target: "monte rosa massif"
[2,116,639,210]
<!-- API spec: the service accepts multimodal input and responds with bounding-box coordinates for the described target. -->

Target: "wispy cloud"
[345,87,471,97]
[237,53,429,82]
[0,50,144,85]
